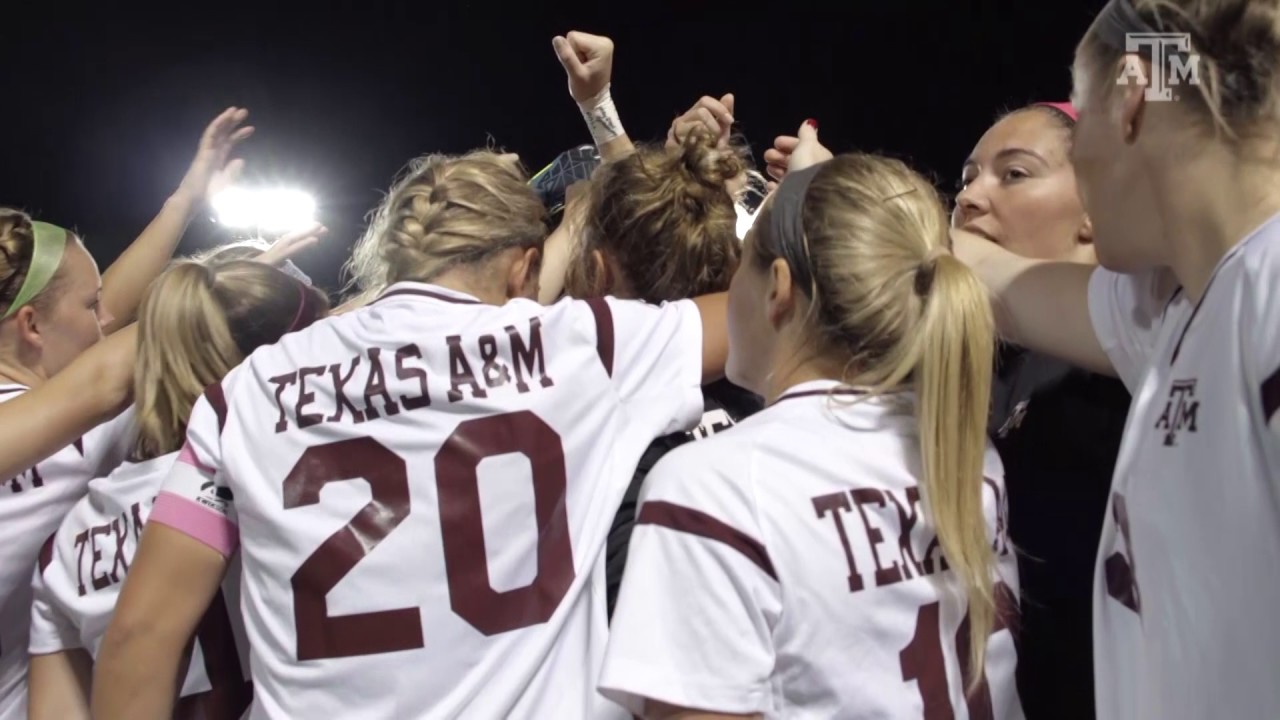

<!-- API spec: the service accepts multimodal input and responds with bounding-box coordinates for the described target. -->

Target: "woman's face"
[35,239,109,378]
[953,109,1094,262]
[1069,52,1167,273]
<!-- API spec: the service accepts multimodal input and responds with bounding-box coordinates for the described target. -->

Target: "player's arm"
[553,31,635,162]
[693,293,729,384]
[952,228,1114,375]
[101,109,252,334]
[0,323,134,479]
[28,649,93,720]
[92,525,228,720]
[538,181,590,305]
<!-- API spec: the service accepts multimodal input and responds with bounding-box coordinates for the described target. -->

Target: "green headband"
[2,221,68,320]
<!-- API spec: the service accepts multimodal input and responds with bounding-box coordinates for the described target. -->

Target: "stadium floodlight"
[211,187,316,234]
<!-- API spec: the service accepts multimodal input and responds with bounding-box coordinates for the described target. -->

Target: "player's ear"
[507,247,542,301]
[765,257,796,330]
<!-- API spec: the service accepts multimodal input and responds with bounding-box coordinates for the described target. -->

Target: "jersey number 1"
[281,410,575,661]
[899,582,1015,720]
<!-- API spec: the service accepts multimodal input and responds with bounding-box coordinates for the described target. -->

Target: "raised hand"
[257,222,328,267]
[176,107,254,206]
[552,31,614,103]
[666,94,735,150]
[763,119,832,180]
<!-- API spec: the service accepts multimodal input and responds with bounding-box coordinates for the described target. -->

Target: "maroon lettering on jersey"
[446,335,487,402]
[283,437,423,660]
[477,334,512,389]
[436,412,575,635]
[851,488,905,588]
[74,529,90,596]
[584,298,615,377]
[108,516,130,582]
[295,366,327,429]
[394,344,432,410]
[507,317,554,392]
[270,372,299,433]
[89,524,112,592]
[362,348,402,419]
[885,487,926,580]
[637,500,777,581]
[812,491,865,592]
[327,357,366,423]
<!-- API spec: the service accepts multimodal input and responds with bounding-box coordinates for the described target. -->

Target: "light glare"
[212,187,316,233]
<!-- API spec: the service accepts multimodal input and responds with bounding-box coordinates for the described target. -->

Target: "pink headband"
[1035,101,1078,121]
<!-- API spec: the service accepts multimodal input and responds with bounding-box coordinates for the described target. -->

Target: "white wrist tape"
[578,84,625,146]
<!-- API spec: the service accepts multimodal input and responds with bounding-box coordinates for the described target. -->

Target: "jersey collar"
[373,282,482,306]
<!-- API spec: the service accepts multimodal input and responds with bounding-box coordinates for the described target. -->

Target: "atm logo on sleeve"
[1154,378,1199,446]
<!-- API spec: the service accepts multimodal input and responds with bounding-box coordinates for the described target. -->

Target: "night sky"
[4,1,1105,293]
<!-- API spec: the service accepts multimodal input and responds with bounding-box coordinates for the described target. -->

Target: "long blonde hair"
[344,150,547,298]
[132,260,329,460]
[754,153,997,690]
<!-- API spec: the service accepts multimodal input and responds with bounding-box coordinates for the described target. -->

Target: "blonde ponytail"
[750,153,1000,693]
[914,252,997,692]
[133,260,328,460]
[134,263,244,460]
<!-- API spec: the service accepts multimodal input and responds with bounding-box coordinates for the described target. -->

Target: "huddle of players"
[2,0,1280,717]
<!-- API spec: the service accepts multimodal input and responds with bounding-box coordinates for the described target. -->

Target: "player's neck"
[429,268,517,306]
[0,356,46,389]
[763,356,849,405]
[1159,145,1280,302]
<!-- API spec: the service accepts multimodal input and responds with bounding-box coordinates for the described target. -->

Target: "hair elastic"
[3,222,69,320]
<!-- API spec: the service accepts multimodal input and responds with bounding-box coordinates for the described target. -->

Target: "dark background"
[3,1,1104,293]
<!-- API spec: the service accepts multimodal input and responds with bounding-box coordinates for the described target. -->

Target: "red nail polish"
[805,118,818,129]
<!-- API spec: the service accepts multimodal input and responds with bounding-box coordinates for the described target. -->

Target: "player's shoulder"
[641,413,776,512]
[1236,216,1280,289]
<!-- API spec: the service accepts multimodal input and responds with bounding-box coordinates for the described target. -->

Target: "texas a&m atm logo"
[1154,378,1199,446]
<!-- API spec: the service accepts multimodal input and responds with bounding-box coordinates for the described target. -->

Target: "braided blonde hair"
[346,151,548,295]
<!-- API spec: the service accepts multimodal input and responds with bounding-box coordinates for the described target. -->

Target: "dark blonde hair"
[753,154,996,691]
[346,151,547,295]
[566,129,744,303]
[0,209,76,316]
[132,260,328,459]
[1080,0,1280,140]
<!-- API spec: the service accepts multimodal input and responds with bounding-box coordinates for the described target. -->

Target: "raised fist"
[666,94,735,150]
[552,31,615,103]
[763,119,833,180]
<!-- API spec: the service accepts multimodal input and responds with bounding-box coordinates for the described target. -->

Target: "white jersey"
[601,380,1023,719]
[0,388,133,720]
[28,453,250,719]
[1087,214,1280,720]
[150,282,705,719]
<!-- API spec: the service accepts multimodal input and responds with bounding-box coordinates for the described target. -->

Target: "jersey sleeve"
[148,389,239,557]
[582,297,705,436]
[28,544,80,655]
[599,441,781,716]
[1087,267,1172,391]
